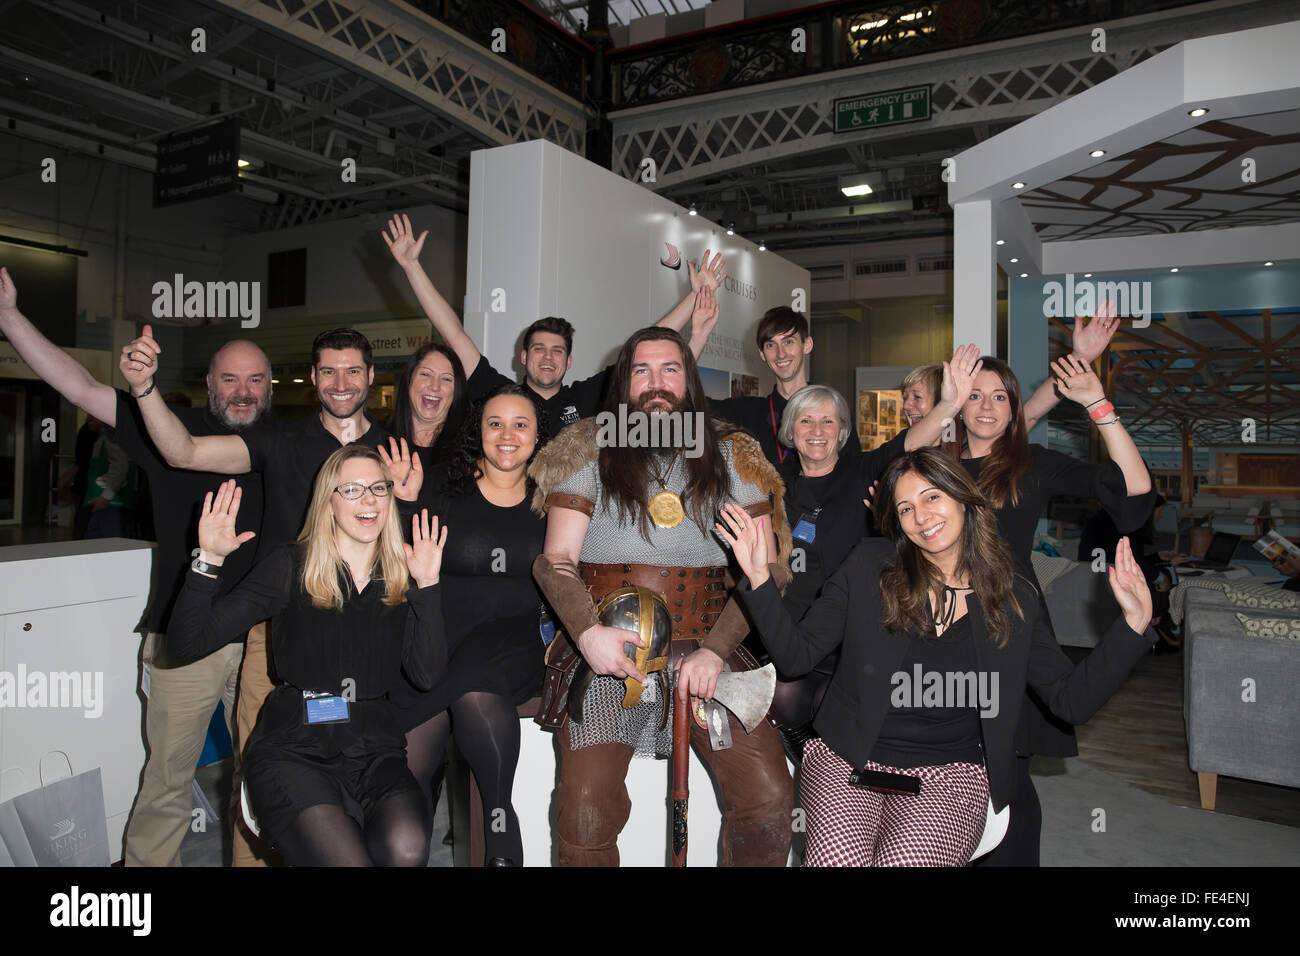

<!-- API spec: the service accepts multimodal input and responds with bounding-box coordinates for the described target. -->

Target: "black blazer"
[738,537,1154,811]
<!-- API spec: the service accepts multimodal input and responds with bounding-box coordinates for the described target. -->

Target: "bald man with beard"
[0,267,274,867]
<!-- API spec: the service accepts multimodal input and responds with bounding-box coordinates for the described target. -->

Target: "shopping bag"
[0,753,110,866]
[0,768,37,866]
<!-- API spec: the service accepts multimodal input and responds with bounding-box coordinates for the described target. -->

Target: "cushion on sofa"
[1234,613,1300,642]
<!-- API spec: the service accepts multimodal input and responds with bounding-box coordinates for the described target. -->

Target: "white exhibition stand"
[0,539,151,862]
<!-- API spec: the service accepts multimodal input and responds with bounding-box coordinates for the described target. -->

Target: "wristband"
[1085,397,1106,408]
[1088,400,1115,421]
[131,381,156,400]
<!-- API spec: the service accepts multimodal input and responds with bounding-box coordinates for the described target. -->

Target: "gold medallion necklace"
[647,450,685,528]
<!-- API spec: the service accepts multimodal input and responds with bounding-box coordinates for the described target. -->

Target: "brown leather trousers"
[554,563,793,867]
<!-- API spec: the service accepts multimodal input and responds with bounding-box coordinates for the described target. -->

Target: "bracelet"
[1095,417,1121,426]
[1088,400,1115,421]
[1085,397,1106,408]
[131,382,156,400]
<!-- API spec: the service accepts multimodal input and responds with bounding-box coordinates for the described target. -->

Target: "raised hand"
[403,509,447,589]
[0,267,17,313]
[198,479,256,563]
[714,503,769,586]
[939,343,983,410]
[691,283,720,335]
[1072,299,1120,364]
[1051,354,1106,408]
[120,324,162,394]
[378,437,423,502]
[688,249,728,294]
[382,213,428,268]
[862,479,880,516]
[1108,536,1152,634]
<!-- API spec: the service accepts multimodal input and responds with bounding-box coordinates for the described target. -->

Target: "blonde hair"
[297,445,410,610]
[901,364,942,403]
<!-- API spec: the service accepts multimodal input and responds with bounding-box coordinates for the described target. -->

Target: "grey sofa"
[1182,587,1300,809]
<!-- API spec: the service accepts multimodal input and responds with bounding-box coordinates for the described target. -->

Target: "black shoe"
[486,857,517,867]
[778,723,816,764]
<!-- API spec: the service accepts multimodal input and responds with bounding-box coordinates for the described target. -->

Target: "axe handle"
[671,687,690,867]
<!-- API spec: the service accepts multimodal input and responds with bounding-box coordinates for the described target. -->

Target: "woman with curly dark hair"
[720,449,1154,866]
[380,383,550,865]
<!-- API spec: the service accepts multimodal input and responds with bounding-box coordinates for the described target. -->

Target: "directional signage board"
[153,118,241,207]
[833,86,931,133]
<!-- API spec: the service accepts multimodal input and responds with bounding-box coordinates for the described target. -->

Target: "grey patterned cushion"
[1234,613,1300,642]
[1223,585,1300,611]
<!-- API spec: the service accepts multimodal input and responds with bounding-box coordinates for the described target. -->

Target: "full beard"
[209,395,267,431]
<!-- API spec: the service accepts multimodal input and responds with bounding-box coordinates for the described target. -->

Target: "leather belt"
[578,563,728,640]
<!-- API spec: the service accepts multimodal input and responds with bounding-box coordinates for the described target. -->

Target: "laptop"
[1179,532,1242,571]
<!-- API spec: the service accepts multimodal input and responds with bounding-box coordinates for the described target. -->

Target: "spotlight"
[758,242,766,252]
[688,203,697,216]
[1019,273,1028,278]
[1265,261,1274,267]
[1170,267,1179,273]
[1084,273,1093,278]
[726,223,734,236]
[1089,149,1106,158]
[1013,182,1026,189]
[995,240,1005,246]
[1188,107,1208,118]
[1009,257,1019,263]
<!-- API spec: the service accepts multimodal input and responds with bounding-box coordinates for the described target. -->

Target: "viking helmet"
[595,585,673,708]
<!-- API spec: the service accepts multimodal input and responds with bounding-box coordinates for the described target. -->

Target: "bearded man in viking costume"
[530,325,794,867]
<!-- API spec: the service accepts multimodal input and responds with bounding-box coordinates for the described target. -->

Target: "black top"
[869,614,984,769]
[959,445,1154,580]
[709,386,863,471]
[466,356,608,432]
[167,542,445,698]
[737,537,1154,811]
[104,390,266,635]
[240,412,391,556]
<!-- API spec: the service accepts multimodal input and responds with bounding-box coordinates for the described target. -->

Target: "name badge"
[792,518,817,543]
[539,608,557,647]
[303,691,349,725]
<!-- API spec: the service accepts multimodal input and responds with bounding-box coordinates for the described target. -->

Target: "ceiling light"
[1188,107,1208,117]
[1009,257,1019,263]
[995,239,1005,246]
[726,223,734,236]
[1264,261,1274,267]
[758,242,766,252]
[839,173,882,197]
[1089,149,1106,158]
[237,158,251,168]
[1012,182,1026,189]
[271,379,280,384]
[1170,267,1179,273]
[293,378,304,383]
[1084,273,1093,278]
[688,203,697,216]
[1019,273,1029,278]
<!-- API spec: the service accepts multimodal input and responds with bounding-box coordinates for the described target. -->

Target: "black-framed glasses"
[333,481,393,500]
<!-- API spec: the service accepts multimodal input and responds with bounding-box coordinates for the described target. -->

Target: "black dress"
[390,482,547,732]
[959,445,1155,756]
[168,543,445,840]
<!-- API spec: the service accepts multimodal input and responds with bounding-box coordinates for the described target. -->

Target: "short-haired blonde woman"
[168,445,448,866]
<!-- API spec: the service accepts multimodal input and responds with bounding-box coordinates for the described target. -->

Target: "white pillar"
[953,200,997,355]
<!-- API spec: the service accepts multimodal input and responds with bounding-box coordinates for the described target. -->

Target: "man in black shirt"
[120,325,390,866]
[382,213,725,432]
[0,266,271,867]
[697,299,861,470]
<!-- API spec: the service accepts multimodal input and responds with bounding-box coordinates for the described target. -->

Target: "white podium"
[0,539,151,862]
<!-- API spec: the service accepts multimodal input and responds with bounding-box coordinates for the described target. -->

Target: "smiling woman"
[385,342,470,473]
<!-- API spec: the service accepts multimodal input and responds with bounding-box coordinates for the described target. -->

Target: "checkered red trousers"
[800,738,989,867]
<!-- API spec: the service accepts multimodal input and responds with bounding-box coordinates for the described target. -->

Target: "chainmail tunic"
[555,440,766,756]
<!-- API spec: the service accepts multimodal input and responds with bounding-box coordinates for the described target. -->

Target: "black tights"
[275,791,429,867]
[405,691,523,863]
[771,670,832,764]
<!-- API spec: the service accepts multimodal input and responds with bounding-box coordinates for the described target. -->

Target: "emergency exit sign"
[833,86,931,133]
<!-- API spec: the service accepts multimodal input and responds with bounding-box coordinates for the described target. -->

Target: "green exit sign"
[833,86,931,133]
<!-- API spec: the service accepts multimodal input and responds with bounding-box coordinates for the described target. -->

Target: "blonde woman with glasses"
[168,445,448,866]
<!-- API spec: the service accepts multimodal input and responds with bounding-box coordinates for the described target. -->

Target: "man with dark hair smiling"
[383,213,726,432]
[0,266,273,868]
[695,298,860,469]
[119,323,391,866]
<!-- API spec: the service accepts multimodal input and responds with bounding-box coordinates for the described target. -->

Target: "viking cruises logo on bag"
[47,816,91,863]
[50,886,151,936]
[0,666,103,718]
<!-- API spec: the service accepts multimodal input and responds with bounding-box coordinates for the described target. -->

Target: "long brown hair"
[874,449,1024,647]
[598,327,730,540]
[298,445,409,610]
[943,356,1032,509]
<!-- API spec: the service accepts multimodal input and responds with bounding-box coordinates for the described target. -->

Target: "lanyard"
[769,393,789,464]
